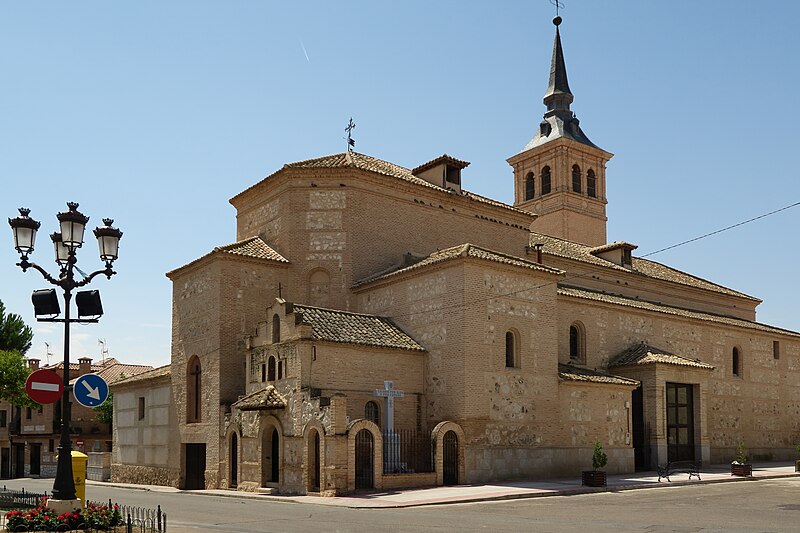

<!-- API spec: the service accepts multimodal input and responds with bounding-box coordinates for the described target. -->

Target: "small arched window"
[572,164,582,193]
[505,331,518,368]
[541,166,552,195]
[268,355,276,381]
[187,355,202,423]
[365,401,380,427]
[732,347,741,377]
[524,172,535,201]
[587,169,597,198]
[569,323,585,364]
[272,314,280,344]
[261,363,266,382]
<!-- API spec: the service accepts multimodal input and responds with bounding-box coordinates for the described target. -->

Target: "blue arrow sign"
[73,373,110,408]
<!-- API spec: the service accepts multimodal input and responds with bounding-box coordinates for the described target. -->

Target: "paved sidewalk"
[89,461,799,509]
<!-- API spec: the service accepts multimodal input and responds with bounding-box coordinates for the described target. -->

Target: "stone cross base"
[46,498,82,514]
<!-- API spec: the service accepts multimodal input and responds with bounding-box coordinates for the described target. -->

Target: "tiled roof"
[530,232,758,301]
[411,154,470,174]
[558,363,639,386]
[214,236,289,263]
[245,151,530,216]
[69,361,154,386]
[609,342,714,369]
[355,243,564,286]
[292,304,425,351]
[589,241,638,254]
[112,365,171,387]
[232,386,287,411]
[558,286,800,338]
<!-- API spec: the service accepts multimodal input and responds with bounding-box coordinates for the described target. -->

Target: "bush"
[4,500,122,531]
[592,440,608,471]
[734,440,748,464]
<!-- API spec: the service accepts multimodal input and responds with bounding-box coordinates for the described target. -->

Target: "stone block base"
[46,498,82,514]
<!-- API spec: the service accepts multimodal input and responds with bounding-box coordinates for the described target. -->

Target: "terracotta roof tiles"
[609,342,714,369]
[558,363,639,386]
[292,304,425,351]
[232,385,287,411]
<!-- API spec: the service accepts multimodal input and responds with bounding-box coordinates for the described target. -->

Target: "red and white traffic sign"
[25,369,63,404]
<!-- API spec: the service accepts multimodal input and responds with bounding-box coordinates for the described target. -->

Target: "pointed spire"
[543,16,574,117]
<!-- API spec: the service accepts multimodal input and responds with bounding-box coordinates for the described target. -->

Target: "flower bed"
[4,500,122,531]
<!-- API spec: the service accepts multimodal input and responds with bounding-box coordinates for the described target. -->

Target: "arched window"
[187,355,202,423]
[272,314,280,344]
[524,172,535,201]
[587,169,597,198]
[732,347,741,377]
[505,330,518,368]
[541,166,551,195]
[569,323,585,364]
[365,401,380,427]
[268,355,276,381]
[572,164,582,193]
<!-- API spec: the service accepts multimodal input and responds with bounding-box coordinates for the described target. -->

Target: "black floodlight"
[32,289,60,317]
[76,290,103,318]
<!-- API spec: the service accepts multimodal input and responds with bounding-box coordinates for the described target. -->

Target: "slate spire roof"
[544,17,574,115]
[521,16,600,152]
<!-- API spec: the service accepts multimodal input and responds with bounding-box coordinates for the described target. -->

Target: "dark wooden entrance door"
[354,429,374,490]
[29,444,41,476]
[1,448,9,479]
[312,432,320,491]
[184,443,206,490]
[632,387,647,470]
[13,444,24,478]
[666,383,695,462]
[271,429,280,483]
[443,430,459,485]
[230,433,238,488]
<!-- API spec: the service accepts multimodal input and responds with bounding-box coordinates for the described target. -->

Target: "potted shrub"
[731,440,752,477]
[582,440,608,487]
[795,444,800,473]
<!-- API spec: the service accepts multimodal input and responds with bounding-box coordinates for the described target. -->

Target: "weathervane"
[550,0,564,18]
[344,117,356,152]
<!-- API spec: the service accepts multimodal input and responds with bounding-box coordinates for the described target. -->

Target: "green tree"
[0,299,34,355]
[94,391,114,424]
[0,349,36,406]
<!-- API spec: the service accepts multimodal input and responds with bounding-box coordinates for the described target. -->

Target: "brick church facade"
[111,17,800,495]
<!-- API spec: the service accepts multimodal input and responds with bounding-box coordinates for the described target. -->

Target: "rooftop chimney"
[411,154,470,193]
[28,358,40,371]
[78,357,92,376]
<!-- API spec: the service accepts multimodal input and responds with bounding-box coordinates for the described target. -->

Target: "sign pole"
[51,287,76,502]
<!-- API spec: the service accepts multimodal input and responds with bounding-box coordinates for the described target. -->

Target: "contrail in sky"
[300,40,310,62]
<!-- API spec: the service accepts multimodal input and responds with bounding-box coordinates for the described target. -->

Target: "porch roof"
[609,342,715,369]
[232,385,287,411]
[558,363,639,386]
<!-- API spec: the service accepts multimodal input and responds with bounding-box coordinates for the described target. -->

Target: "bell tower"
[507,16,613,246]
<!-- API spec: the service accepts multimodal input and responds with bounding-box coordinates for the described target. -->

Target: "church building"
[111,16,800,495]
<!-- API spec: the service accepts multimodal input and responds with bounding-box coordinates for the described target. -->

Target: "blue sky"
[2,1,799,368]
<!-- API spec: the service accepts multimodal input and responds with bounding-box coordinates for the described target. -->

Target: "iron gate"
[443,430,458,485]
[355,429,374,490]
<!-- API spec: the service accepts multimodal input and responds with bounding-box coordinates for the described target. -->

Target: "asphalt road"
[3,477,799,532]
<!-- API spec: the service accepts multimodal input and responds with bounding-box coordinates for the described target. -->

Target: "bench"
[657,460,701,482]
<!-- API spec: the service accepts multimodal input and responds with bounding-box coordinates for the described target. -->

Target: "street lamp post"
[8,203,122,509]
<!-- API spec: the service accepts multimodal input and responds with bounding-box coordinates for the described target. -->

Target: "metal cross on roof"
[345,117,356,152]
[551,0,564,17]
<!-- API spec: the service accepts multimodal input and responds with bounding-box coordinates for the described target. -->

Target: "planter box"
[581,470,607,487]
[731,463,752,477]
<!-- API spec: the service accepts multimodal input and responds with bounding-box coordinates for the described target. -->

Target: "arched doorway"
[230,433,238,488]
[354,429,374,490]
[262,426,280,485]
[443,430,459,485]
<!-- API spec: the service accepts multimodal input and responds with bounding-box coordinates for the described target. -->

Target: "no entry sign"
[25,369,63,404]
